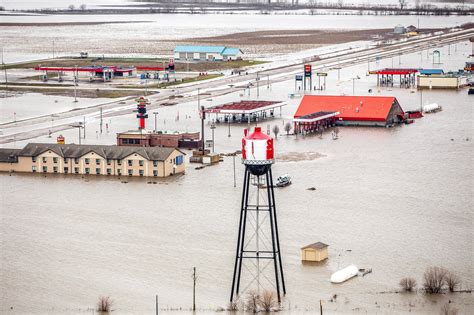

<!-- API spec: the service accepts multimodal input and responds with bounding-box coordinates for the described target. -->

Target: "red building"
[294,95,405,127]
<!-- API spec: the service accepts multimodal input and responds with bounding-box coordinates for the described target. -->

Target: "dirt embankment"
[176,28,440,54]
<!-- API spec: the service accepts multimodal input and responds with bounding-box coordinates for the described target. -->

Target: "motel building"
[0,143,185,178]
[174,45,243,61]
[293,95,405,132]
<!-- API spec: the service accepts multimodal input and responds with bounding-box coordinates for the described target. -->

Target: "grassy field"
[1,57,266,72]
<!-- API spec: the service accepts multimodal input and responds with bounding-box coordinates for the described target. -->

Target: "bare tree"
[284,122,292,135]
[97,296,113,313]
[445,272,460,292]
[399,277,417,292]
[258,290,279,312]
[272,125,280,139]
[68,4,75,10]
[423,266,448,293]
[338,0,344,8]
[245,290,259,313]
[398,0,407,10]
[79,4,86,10]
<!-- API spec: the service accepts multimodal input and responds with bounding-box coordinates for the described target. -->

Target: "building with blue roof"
[419,69,444,75]
[174,45,243,61]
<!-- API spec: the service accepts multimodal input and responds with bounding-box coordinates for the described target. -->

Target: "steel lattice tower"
[230,127,286,303]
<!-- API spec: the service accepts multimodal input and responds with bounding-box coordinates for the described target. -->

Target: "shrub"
[284,122,292,135]
[423,266,448,293]
[227,300,238,311]
[399,277,417,292]
[245,290,259,313]
[96,296,113,313]
[445,272,460,292]
[272,125,280,139]
[258,290,279,312]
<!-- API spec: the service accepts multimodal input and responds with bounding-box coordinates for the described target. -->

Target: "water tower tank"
[242,127,274,176]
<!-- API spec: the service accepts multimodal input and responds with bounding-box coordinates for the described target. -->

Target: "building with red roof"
[294,95,405,127]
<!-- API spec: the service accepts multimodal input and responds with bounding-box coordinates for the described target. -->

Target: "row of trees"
[68,4,87,11]
[399,266,461,293]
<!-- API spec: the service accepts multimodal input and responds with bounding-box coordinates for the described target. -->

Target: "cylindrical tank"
[242,127,274,176]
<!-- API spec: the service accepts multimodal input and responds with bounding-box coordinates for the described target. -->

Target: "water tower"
[230,127,286,303]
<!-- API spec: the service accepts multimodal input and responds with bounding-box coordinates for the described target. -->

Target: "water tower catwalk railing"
[230,127,286,303]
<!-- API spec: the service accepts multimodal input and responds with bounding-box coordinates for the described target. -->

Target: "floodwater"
[1,35,473,314]
[1,13,472,63]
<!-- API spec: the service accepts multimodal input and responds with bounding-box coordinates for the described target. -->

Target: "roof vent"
[356,107,359,113]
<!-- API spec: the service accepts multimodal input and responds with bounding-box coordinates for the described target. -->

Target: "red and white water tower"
[230,126,286,303]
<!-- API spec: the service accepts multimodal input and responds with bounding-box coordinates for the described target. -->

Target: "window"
[139,160,144,167]
[64,167,69,174]
[53,157,58,163]
[122,138,128,145]
[128,160,133,166]
[74,158,79,164]
[32,157,37,163]
[96,168,101,175]
[96,159,101,165]
[42,166,48,172]
[117,160,122,166]
[176,155,183,165]
[42,157,47,163]
[107,159,112,165]
[74,167,79,174]
[53,166,58,173]
[153,160,158,167]
[106,168,112,175]
[64,159,68,164]
[117,169,122,176]
[139,169,144,176]
[85,168,90,174]
[128,169,133,176]
[32,166,37,172]
[153,170,158,177]
[85,158,90,165]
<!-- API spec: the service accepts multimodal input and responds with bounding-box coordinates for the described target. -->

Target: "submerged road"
[0,27,472,144]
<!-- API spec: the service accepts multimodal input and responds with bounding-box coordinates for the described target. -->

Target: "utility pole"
[155,295,159,315]
[420,88,423,112]
[78,126,81,145]
[256,72,260,97]
[52,40,55,59]
[210,122,216,153]
[74,65,78,102]
[267,75,270,88]
[233,154,236,187]
[200,106,205,154]
[197,88,200,112]
[153,112,159,132]
[83,116,86,139]
[192,267,197,312]
[100,107,103,134]
[320,299,323,315]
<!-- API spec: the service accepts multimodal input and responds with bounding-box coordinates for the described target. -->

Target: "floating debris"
[307,187,317,191]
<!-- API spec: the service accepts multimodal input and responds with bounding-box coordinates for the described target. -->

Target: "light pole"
[197,88,200,112]
[210,121,216,153]
[153,112,159,132]
[256,72,260,97]
[351,76,360,96]
[73,65,78,102]
[228,116,231,138]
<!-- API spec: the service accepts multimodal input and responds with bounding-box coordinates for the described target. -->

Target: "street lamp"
[153,112,159,132]
[210,121,216,153]
[351,76,360,96]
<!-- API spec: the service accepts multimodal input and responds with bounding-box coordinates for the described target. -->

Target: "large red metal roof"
[294,95,400,122]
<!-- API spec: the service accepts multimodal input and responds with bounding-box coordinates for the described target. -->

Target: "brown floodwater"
[1,41,473,314]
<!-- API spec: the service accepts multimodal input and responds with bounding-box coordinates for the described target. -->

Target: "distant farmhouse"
[174,45,243,61]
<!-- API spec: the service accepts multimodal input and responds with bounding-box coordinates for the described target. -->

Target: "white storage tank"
[330,265,359,283]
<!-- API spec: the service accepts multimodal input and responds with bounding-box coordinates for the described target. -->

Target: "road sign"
[304,64,312,77]
[317,72,328,77]
[295,75,303,81]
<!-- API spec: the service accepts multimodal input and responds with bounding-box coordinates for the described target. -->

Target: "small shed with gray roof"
[301,241,329,262]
